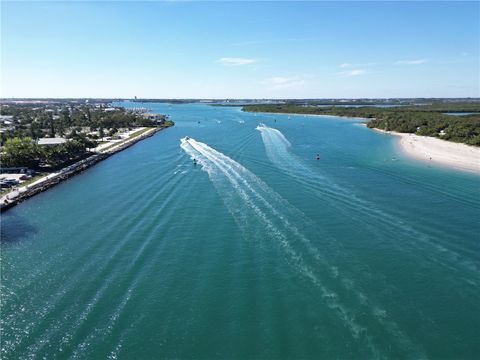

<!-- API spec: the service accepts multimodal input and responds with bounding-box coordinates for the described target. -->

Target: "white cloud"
[340,63,351,68]
[396,59,428,65]
[338,69,366,77]
[262,76,305,90]
[216,57,257,66]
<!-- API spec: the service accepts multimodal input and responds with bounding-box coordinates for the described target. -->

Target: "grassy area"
[100,127,154,152]
[125,127,153,140]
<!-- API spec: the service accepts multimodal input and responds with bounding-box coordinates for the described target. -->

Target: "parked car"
[0,181,12,189]
[3,179,19,186]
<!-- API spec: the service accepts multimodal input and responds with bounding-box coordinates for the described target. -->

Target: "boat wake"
[256,124,480,281]
[180,136,424,358]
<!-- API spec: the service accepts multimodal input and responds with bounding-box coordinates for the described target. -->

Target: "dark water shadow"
[1,212,38,245]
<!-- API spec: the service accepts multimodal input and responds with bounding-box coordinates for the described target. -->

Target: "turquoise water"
[1,103,479,359]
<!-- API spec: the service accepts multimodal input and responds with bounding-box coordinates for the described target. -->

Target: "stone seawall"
[1,126,166,212]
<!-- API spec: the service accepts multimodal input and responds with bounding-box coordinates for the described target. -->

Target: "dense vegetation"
[0,104,158,145]
[1,136,96,169]
[242,103,480,146]
[401,103,480,113]
[1,102,171,169]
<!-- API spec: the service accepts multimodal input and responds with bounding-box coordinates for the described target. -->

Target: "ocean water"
[1,103,479,359]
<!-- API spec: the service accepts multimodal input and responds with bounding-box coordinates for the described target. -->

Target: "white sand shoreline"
[370,127,480,174]
[245,109,480,174]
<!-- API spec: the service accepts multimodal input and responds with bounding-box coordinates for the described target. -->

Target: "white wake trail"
[181,138,368,335]
[255,124,480,280]
[180,137,425,358]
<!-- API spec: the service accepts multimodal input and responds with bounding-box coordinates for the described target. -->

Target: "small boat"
[193,158,198,165]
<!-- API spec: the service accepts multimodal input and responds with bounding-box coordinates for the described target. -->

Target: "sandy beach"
[248,110,480,174]
[250,110,480,174]
[372,128,480,174]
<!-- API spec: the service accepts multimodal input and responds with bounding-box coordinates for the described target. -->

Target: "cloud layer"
[217,57,257,66]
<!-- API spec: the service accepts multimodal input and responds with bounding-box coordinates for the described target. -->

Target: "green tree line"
[1,135,96,169]
[242,104,480,146]
[1,105,163,145]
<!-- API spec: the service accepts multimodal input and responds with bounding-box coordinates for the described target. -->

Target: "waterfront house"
[142,113,166,124]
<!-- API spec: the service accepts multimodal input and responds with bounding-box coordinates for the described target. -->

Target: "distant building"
[0,116,14,132]
[0,115,14,125]
[37,138,67,146]
[143,113,166,124]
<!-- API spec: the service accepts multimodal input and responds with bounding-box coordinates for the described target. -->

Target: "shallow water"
[443,112,480,116]
[1,103,479,359]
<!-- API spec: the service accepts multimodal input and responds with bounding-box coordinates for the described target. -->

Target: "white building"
[37,138,67,146]
[143,113,165,123]
[0,115,14,125]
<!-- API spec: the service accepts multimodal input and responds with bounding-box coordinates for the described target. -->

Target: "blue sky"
[1,1,478,98]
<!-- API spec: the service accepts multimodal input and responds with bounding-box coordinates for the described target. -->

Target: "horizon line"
[2,97,480,100]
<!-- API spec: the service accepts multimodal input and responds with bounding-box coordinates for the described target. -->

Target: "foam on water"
[256,124,480,284]
[180,137,426,358]
[3,103,478,359]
